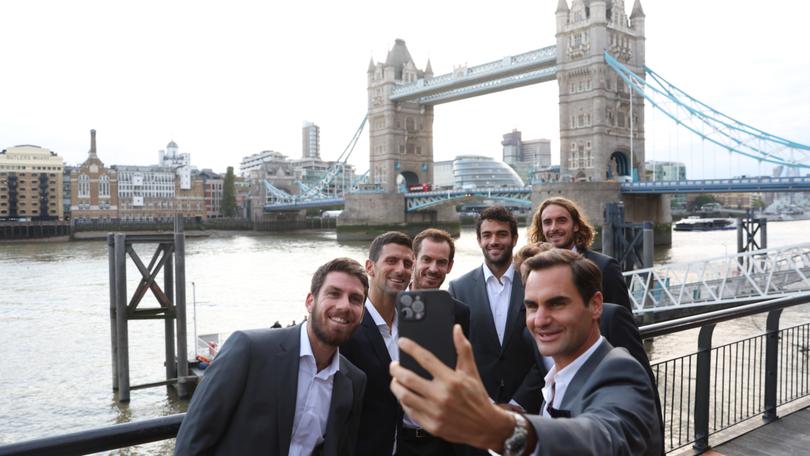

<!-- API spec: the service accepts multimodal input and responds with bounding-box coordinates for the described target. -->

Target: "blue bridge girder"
[405,187,532,211]
[389,46,557,105]
[622,176,810,194]
[264,197,346,212]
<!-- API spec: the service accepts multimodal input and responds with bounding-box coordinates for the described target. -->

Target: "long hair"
[527,197,595,250]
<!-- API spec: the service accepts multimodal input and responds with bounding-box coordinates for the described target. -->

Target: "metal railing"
[642,292,810,452]
[625,243,810,313]
[3,293,810,455]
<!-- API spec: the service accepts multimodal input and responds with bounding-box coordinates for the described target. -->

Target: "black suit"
[342,299,470,456]
[175,325,366,455]
[583,248,632,311]
[448,266,543,413]
[525,303,665,455]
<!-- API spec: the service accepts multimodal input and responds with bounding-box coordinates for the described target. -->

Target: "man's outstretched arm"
[390,325,537,454]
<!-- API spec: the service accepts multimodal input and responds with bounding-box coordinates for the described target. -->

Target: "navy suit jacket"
[583,248,633,311]
[175,325,366,456]
[448,266,543,413]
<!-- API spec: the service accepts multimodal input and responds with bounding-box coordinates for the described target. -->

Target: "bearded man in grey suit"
[390,249,661,456]
[175,258,368,456]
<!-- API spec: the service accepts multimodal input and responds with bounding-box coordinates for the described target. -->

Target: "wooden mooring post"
[108,216,193,402]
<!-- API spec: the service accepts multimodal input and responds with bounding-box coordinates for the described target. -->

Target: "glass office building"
[453,155,525,189]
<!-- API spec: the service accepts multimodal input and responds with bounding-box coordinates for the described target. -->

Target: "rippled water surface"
[2,221,810,452]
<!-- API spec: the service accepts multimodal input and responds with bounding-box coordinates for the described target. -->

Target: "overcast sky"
[1,0,808,179]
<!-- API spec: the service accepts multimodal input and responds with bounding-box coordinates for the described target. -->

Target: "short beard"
[484,247,514,268]
[310,300,352,347]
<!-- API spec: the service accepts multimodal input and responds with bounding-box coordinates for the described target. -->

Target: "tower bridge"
[259,0,810,242]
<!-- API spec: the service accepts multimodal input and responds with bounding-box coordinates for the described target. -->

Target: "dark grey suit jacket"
[526,303,665,455]
[448,266,543,412]
[528,341,661,456]
[175,325,366,455]
[583,248,632,311]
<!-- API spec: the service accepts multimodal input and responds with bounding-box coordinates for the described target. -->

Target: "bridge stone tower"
[556,0,646,182]
[367,39,434,192]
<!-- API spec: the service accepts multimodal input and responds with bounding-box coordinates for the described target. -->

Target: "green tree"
[221,166,237,217]
[687,194,719,212]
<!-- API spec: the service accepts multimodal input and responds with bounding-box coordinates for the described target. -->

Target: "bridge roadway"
[622,175,810,194]
[264,176,810,212]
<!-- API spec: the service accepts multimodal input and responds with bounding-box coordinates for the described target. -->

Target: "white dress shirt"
[289,321,341,456]
[482,263,515,346]
[541,336,605,418]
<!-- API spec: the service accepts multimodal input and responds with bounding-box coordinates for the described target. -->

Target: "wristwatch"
[502,412,529,456]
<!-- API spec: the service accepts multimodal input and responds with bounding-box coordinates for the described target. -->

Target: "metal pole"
[164,244,176,383]
[114,234,130,402]
[760,218,768,250]
[603,203,616,259]
[642,222,654,269]
[174,217,190,398]
[693,323,715,452]
[629,81,634,182]
[107,234,118,391]
[763,309,782,423]
[192,281,197,357]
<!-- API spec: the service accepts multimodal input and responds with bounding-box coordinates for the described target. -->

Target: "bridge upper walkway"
[626,243,810,314]
[389,46,557,105]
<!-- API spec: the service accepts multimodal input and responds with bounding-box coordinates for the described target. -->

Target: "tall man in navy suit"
[340,231,414,456]
[527,196,633,311]
[175,258,368,455]
[448,206,542,414]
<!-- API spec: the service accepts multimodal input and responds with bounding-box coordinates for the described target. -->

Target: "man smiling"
[398,228,470,456]
[341,231,414,455]
[175,258,368,455]
[448,206,542,416]
[390,249,661,456]
[527,197,632,311]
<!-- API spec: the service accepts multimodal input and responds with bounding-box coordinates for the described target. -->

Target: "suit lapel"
[321,360,353,456]
[470,267,502,350]
[500,272,525,354]
[361,311,391,365]
[277,325,302,455]
[559,340,613,410]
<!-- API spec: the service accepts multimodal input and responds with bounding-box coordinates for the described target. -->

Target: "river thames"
[3,221,810,453]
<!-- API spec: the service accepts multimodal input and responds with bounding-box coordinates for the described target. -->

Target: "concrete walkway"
[706,407,810,456]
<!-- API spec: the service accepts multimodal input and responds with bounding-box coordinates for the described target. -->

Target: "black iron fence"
[2,293,810,455]
[642,292,810,453]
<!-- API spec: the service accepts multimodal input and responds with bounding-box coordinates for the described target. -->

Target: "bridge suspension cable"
[605,52,810,169]
[298,114,368,200]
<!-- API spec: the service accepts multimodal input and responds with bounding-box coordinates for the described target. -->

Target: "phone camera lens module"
[400,295,413,306]
[412,300,425,313]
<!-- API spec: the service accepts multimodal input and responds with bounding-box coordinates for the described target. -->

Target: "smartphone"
[397,289,457,380]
